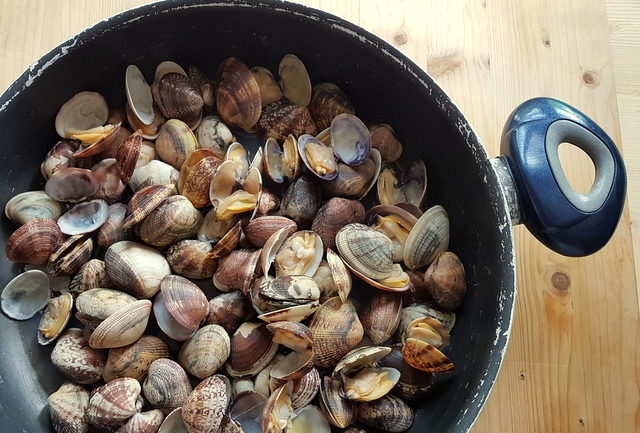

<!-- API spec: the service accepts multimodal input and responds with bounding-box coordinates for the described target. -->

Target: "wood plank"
[0,1,638,432]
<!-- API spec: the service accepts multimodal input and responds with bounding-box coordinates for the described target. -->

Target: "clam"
[75,288,136,330]
[189,64,215,111]
[87,377,142,430]
[24,264,71,294]
[323,149,381,200]
[233,378,256,397]
[118,410,165,433]
[263,135,302,183]
[88,299,152,349]
[267,321,314,381]
[229,391,267,433]
[166,240,217,279]
[252,66,283,106]
[51,328,105,384]
[377,344,434,400]
[136,195,203,247]
[298,134,338,180]
[154,72,204,129]
[178,324,231,379]
[57,199,109,235]
[125,64,155,126]
[154,60,187,80]
[127,104,165,140]
[398,303,456,336]
[72,122,122,157]
[330,113,371,166]
[403,317,450,351]
[369,124,402,163]
[210,166,261,222]
[213,249,261,294]
[182,374,231,433]
[311,198,365,250]
[208,221,243,259]
[227,322,279,377]
[122,183,177,230]
[130,160,180,192]
[365,205,418,262]
[199,208,239,242]
[312,260,338,302]
[325,249,352,302]
[309,297,363,368]
[105,241,171,298]
[335,224,393,281]
[257,301,320,323]
[69,259,113,295]
[156,119,200,169]
[209,160,239,206]
[97,202,130,248]
[91,158,126,202]
[154,275,209,341]
[45,167,100,202]
[144,358,192,413]
[262,383,293,433]
[356,394,413,433]
[41,140,77,179]
[158,408,189,433]
[5,190,63,225]
[274,231,323,277]
[138,142,156,167]
[55,91,109,139]
[116,129,143,184]
[402,337,453,373]
[403,205,449,270]
[6,218,63,265]
[0,269,50,320]
[103,335,170,382]
[271,368,320,410]
[309,83,355,131]
[319,376,354,428]
[280,175,321,228]
[260,226,292,277]
[361,292,403,345]
[49,382,90,433]
[179,149,222,208]
[256,100,317,142]
[333,346,392,379]
[343,367,401,402]
[423,251,466,311]
[225,142,250,181]
[38,293,73,345]
[244,216,298,248]
[216,57,262,132]
[255,355,281,397]
[196,115,236,158]
[377,160,427,208]
[257,276,321,313]
[278,54,312,107]
[207,291,255,334]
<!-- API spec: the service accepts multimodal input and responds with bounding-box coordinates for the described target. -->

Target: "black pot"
[0,1,625,432]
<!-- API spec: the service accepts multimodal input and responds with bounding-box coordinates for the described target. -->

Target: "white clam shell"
[1,269,50,320]
[57,199,109,235]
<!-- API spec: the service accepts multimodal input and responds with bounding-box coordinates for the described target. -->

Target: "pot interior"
[0,2,514,432]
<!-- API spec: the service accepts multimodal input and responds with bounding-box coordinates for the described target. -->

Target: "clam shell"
[91,158,126,202]
[225,142,250,181]
[182,374,231,433]
[158,408,189,433]
[361,292,403,345]
[156,119,200,169]
[189,64,214,110]
[136,195,203,247]
[55,91,109,139]
[245,216,297,248]
[51,328,105,384]
[260,226,291,277]
[257,276,320,312]
[325,249,352,303]
[403,160,428,207]
[256,100,317,142]
[155,72,204,129]
[267,322,314,381]
[274,231,323,278]
[88,299,152,349]
[404,205,449,270]
[262,383,293,433]
[312,260,338,302]
[333,346,392,379]
[311,198,365,251]
[5,190,63,225]
[377,344,434,401]
[178,324,231,379]
[49,382,90,433]
[208,221,243,259]
[272,368,320,410]
[125,64,155,126]
[323,150,381,200]
[75,288,136,329]
[286,405,330,433]
[229,391,267,433]
[356,394,413,433]
[227,322,279,377]
[105,241,172,298]
[330,113,371,166]
[45,167,100,203]
[423,251,466,311]
[369,124,402,163]
[155,61,187,80]
[199,209,237,243]
[209,160,238,206]
[138,141,157,167]
[216,57,262,132]
[122,183,177,231]
[196,115,236,158]
[213,249,261,295]
[266,134,301,183]
[130,160,180,192]
[153,291,197,342]
[278,54,312,107]
[335,223,393,281]
[365,204,418,263]
[343,367,401,401]
[280,175,321,228]
[97,203,130,248]
[72,122,122,158]
[5,218,63,265]
[1,269,50,320]
[117,409,165,433]
[57,199,108,235]
[179,149,222,208]
[398,303,456,336]
[402,337,454,373]
[404,317,450,351]
[87,377,142,430]
[298,134,338,180]
[47,237,93,279]
[41,140,77,180]
[207,291,255,334]
[257,301,320,323]
[252,66,283,106]
[104,335,170,382]
[127,104,164,139]
[161,275,209,331]
[144,358,192,413]
[309,83,355,131]
[319,375,354,428]
[166,240,217,279]
[116,129,143,184]
[38,292,73,345]
[309,297,363,369]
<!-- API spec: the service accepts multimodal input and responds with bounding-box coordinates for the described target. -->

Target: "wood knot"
[393,29,408,46]
[543,39,551,47]
[551,272,571,291]
[582,70,599,88]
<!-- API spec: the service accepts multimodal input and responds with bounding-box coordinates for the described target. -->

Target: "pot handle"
[496,97,626,256]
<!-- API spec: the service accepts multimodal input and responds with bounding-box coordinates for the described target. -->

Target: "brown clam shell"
[271,367,320,410]
[122,183,177,231]
[75,288,136,329]
[319,375,354,428]
[244,216,298,248]
[311,198,365,250]
[49,382,90,433]
[166,239,217,279]
[281,175,322,228]
[227,322,279,377]
[402,337,454,373]
[47,234,93,277]
[208,221,242,259]
[91,157,126,203]
[323,159,377,200]
[423,251,467,311]
[155,72,204,129]
[207,291,255,334]
[256,187,280,216]
[377,344,434,401]
[309,83,355,131]
[135,195,203,247]
[356,394,413,433]
[41,140,77,180]
[156,119,200,169]
[361,291,403,345]
[144,358,192,413]
[182,374,231,433]
[256,100,317,142]
[98,202,130,248]
[87,377,142,430]
[178,324,231,379]
[88,300,152,349]
[6,218,63,265]
[116,129,142,184]
[212,249,261,295]
[103,335,170,382]
[117,409,165,433]
[45,167,100,203]
[189,64,215,110]
[51,328,105,384]
[179,149,222,208]
[216,57,262,132]
[160,274,209,331]
[369,124,403,163]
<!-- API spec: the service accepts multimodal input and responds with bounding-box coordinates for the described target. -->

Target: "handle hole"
[558,142,596,194]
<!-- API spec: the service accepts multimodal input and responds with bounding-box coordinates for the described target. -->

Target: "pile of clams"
[1,53,467,433]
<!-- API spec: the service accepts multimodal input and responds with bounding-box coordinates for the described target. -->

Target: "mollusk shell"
[51,328,105,384]
[5,190,63,225]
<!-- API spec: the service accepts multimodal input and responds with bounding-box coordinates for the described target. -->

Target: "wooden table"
[1,1,638,432]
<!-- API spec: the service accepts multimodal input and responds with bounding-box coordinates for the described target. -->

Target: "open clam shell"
[274,231,323,278]
[229,391,267,433]
[297,134,338,180]
[5,190,63,226]
[377,160,427,208]
[257,301,320,323]
[198,209,238,242]
[403,317,450,351]
[333,346,392,379]
[55,91,109,139]
[325,249,352,302]
[261,226,294,277]
[209,160,239,206]
[365,204,418,263]
[267,322,314,381]
[37,292,73,345]
[57,199,108,235]
[319,375,354,428]
[252,66,283,106]
[342,367,401,402]
[208,221,242,259]
[262,382,294,433]
[330,113,371,166]
[125,65,154,126]
[257,276,320,313]
[1,269,50,320]
[72,122,121,157]
[225,142,250,182]
[278,54,312,107]
[402,337,454,373]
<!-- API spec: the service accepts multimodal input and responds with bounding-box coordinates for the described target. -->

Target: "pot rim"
[0,1,516,431]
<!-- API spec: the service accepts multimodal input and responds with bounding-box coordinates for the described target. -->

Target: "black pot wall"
[0,1,515,432]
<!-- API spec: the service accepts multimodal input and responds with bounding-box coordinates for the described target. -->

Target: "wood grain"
[1,1,638,432]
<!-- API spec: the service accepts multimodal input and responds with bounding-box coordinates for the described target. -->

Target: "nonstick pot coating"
[0,2,515,432]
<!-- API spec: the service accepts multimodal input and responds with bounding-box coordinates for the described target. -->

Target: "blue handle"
[499,97,626,256]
